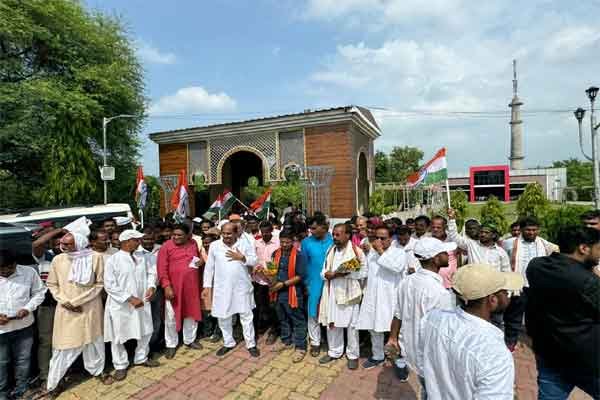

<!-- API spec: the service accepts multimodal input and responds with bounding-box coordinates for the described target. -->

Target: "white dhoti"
[47,336,105,391]
[111,334,152,370]
[307,316,321,347]
[164,301,198,348]
[327,326,359,360]
[218,311,255,349]
[370,330,385,361]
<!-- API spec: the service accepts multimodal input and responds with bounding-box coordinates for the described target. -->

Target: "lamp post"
[574,86,600,209]
[102,114,138,204]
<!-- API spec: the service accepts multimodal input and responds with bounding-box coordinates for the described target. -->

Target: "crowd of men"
[0,207,598,399]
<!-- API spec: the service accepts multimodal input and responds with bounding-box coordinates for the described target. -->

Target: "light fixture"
[586,86,599,102]
[574,107,586,122]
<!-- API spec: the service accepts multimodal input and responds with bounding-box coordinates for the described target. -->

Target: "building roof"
[149,105,381,144]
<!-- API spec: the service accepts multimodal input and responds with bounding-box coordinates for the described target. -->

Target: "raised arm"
[447,218,469,250]
[377,247,407,274]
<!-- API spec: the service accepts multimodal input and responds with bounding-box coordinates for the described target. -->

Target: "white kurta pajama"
[104,250,156,370]
[319,243,366,360]
[204,238,258,349]
[358,246,406,361]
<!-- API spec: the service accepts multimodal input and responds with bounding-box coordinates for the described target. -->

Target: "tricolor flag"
[250,189,272,220]
[407,148,448,187]
[171,169,189,221]
[221,190,237,215]
[135,166,147,209]
[203,194,223,220]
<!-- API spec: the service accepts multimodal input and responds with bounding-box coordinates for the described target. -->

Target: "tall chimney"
[509,59,524,170]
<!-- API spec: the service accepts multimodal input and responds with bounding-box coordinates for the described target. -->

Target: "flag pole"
[236,198,250,211]
[445,179,452,208]
[139,208,144,229]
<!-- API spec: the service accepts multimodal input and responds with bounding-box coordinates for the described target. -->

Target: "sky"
[87,0,600,176]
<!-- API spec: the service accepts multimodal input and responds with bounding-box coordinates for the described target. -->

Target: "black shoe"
[141,358,160,368]
[165,347,177,359]
[186,341,203,350]
[248,347,260,358]
[113,369,128,381]
[318,354,340,364]
[393,363,410,382]
[310,345,320,357]
[265,332,278,345]
[347,358,359,370]
[216,346,234,357]
[362,357,384,370]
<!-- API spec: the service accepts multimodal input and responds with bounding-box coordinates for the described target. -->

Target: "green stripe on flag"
[423,169,448,185]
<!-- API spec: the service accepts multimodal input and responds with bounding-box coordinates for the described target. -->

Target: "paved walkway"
[52,337,592,400]
[54,337,420,400]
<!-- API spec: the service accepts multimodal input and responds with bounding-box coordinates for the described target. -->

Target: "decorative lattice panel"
[209,132,279,184]
[303,166,335,216]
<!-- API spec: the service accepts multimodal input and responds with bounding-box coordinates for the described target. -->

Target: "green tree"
[388,146,424,182]
[368,189,395,216]
[540,204,591,244]
[0,0,145,208]
[480,195,508,234]
[271,181,303,212]
[374,150,390,182]
[516,183,549,219]
[552,158,593,201]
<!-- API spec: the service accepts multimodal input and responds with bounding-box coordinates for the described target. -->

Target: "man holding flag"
[171,170,189,223]
[135,166,147,227]
[407,148,451,207]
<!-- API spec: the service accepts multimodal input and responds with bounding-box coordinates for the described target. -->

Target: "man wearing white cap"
[104,230,159,381]
[417,264,524,400]
[387,237,456,392]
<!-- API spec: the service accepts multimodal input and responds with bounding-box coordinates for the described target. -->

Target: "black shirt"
[274,251,305,303]
[525,253,600,376]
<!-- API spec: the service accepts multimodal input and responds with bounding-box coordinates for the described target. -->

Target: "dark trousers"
[537,356,600,400]
[36,305,55,381]
[503,288,528,346]
[200,311,219,338]
[275,299,307,350]
[149,287,164,351]
[253,284,279,335]
[0,325,34,399]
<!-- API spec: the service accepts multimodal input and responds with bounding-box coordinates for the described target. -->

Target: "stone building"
[149,106,380,218]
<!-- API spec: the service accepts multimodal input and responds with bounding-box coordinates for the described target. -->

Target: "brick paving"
[513,341,592,400]
[52,335,593,400]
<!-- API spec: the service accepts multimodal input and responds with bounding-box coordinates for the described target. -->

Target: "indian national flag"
[250,189,272,220]
[407,148,448,187]
[135,166,147,209]
[171,169,189,221]
[203,194,223,220]
[221,190,237,215]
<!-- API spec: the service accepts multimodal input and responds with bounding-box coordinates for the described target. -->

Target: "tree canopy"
[374,146,424,183]
[0,0,145,209]
[552,158,593,201]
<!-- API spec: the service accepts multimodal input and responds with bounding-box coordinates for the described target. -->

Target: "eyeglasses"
[375,236,389,241]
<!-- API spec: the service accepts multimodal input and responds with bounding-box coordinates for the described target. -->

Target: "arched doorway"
[357,152,369,214]
[221,150,264,200]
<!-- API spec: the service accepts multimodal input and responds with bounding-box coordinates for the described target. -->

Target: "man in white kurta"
[104,230,159,380]
[203,223,259,357]
[357,225,406,369]
[318,224,366,370]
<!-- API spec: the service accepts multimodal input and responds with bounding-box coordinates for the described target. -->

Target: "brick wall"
[305,123,354,218]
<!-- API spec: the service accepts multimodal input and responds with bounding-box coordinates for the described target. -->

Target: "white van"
[0,203,133,226]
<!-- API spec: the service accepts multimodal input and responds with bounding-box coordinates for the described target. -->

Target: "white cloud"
[301,1,600,171]
[543,26,600,62]
[136,41,177,65]
[149,86,237,114]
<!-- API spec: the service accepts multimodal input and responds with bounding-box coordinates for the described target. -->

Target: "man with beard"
[418,264,524,399]
[387,238,456,390]
[318,224,366,370]
[45,232,112,394]
[502,216,557,351]
[526,226,600,399]
[89,229,118,264]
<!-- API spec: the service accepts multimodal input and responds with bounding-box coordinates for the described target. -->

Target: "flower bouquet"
[335,257,361,273]
[263,261,279,278]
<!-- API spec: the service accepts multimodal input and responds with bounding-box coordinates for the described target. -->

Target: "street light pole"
[587,87,600,210]
[101,114,139,205]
